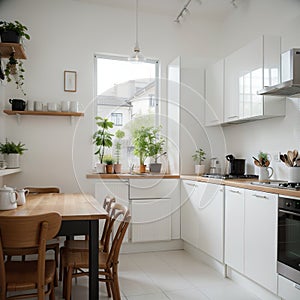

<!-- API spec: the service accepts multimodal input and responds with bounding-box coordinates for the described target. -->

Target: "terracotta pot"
[106,164,114,174]
[113,163,122,174]
[139,164,146,173]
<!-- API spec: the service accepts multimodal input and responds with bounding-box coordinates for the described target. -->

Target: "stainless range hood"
[258,49,300,97]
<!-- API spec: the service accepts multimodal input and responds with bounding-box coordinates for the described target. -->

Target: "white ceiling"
[75,0,239,20]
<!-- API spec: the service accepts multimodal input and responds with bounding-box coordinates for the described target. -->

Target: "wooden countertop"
[86,173,180,179]
[181,175,300,198]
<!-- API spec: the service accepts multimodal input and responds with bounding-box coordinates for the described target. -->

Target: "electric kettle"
[0,185,18,210]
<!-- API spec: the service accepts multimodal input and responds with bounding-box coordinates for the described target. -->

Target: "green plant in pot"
[132,126,152,173]
[147,126,166,173]
[0,139,27,169]
[192,148,206,175]
[103,154,115,174]
[93,117,114,173]
[0,20,30,43]
[114,129,125,174]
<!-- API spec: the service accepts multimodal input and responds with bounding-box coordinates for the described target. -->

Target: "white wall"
[0,0,223,192]
[220,0,300,180]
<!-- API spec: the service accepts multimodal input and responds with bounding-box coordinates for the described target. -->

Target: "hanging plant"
[4,52,26,95]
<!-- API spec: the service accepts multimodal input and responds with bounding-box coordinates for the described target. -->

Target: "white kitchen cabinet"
[205,59,224,126]
[181,180,224,262]
[129,179,180,242]
[131,198,171,242]
[224,35,285,123]
[181,180,200,248]
[198,182,224,262]
[278,275,300,300]
[225,186,278,293]
[225,186,245,273]
[244,190,278,293]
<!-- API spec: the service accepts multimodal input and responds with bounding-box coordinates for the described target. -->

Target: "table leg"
[89,220,99,299]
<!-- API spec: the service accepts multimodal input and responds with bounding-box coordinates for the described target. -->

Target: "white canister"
[47,102,59,112]
[61,101,70,112]
[288,167,300,182]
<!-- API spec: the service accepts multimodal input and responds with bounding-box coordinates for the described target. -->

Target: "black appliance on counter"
[225,154,246,176]
[203,173,258,180]
[278,195,300,285]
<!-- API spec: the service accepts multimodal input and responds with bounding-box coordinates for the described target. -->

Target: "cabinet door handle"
[228,115,238,119]
[229,189,240,194]
[253,194,268,199]
[186,183,197,188]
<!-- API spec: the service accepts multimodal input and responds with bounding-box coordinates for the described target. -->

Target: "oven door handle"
[279,209,300,217]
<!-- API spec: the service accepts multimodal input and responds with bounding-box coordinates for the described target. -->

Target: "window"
[111,113,123,126]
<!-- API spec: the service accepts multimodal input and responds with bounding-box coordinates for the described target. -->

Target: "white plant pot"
[95,163,106,174]
[4,153,20,169]
[195,164,205,175]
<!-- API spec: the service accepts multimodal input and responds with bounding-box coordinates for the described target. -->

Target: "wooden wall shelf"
[3,110,84,117]
[0,43,27,59]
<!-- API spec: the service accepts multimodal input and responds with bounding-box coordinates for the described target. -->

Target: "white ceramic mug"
[47,102,60,111]
[34,101,43,111]
[27,100,34,111]
[61,101,70,112]
[258,166,273,181]
[70,101,80,112]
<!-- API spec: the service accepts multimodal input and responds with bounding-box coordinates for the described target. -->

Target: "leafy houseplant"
[0,139,27,169]
[4,52,26,95]
[103,155,115,174]
[192,148,206,175]
[0,20,30,43]
[93,117,114,173]
[114,129,125,174]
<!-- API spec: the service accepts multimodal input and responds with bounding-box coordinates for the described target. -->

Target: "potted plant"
[0,139,27,168]
[132,126,152,173]
[192,148,206,175]
[4,52,26,95]
[147,126,166,173]
[0,20,30,43]
[114,129,125,174]
[93,117,114,173]
[103,155,115,174]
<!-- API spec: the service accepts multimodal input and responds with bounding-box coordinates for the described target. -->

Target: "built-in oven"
[278,195,300,285]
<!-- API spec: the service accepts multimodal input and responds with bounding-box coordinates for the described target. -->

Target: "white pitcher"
[17,188,29,206]
[0,185,18,210]
[258,167,273,181]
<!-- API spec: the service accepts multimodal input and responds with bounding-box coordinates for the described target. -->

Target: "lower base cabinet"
[225,186,278,293]
[278,275,300,300]
[181,180,224,262]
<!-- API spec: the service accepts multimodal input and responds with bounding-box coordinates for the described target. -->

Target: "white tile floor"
[58,250,261,300]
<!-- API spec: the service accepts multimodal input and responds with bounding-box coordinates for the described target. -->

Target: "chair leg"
[112,264,121,300]
[66,266,73,300]
[49,282,55,300]
[63,266,67,299]
[59,247,63,281]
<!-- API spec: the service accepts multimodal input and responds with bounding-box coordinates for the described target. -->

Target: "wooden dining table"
[0,193,108,300]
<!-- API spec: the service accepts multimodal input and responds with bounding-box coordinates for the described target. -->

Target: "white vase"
[195,164,205,175]
[4,153,20,169]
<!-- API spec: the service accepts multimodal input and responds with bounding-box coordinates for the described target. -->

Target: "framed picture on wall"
[64,71,77,92]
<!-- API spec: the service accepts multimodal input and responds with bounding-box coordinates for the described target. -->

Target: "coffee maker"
[209,157,221,174]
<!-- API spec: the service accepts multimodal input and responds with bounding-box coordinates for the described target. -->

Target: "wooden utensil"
[288,150,294,166]
[252,156,261,166]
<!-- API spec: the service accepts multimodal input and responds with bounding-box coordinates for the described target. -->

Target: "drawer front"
[129,179,178,199]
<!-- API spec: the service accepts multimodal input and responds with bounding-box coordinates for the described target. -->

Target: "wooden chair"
[58,196,116,281]
[24,187,61,285]
[0,212,61,300]
[61,203,131,300]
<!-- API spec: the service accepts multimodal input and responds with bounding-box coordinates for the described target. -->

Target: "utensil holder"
[288,167,300,182]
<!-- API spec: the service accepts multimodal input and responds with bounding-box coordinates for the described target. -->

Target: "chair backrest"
[24,187,60,194]
[106,203,131,266]
[101,196,116,251]
[0,213,61,295]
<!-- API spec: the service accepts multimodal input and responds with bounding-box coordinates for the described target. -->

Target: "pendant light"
[129,0,145,62]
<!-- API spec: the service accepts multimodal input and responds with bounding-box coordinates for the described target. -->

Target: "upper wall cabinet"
[224,35,285,124]
[205,59,224,126]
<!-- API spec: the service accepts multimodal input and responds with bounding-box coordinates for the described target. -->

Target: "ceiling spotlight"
[174,0,193,23]
[231,0,238,8]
